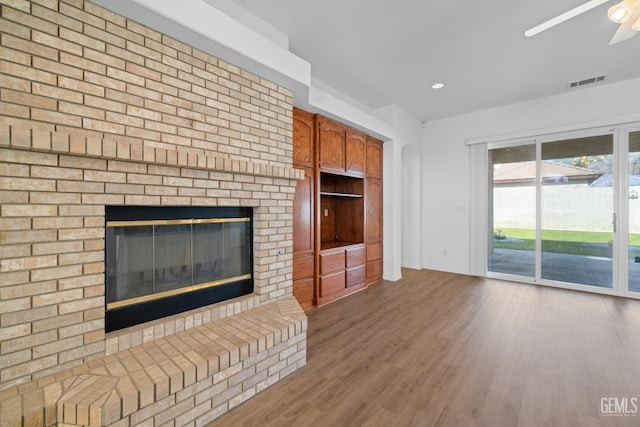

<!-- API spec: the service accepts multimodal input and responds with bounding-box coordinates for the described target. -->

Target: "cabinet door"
[366,242,382,262]
[293,255,314,281]
[320,249,346,275]
[293,277,314,310]
[366,178,383,243]
[319,119,346,172]
[320,271,346,297]
[366,137,383,178]
[366,260,382,284]
[293,108,314,168]
[346,130,366,176]
[346,246,366,267]
[347,265,366,288]
[293,167,314,255]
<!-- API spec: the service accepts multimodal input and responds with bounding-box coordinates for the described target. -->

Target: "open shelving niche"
[319,172,365,251]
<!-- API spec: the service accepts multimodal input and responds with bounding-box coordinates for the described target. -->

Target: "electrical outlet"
[324,208,328,217]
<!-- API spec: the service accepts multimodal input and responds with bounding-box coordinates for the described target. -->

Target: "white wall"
[422,77,640,274]
[402,145,422,269]
[374,106,423,280]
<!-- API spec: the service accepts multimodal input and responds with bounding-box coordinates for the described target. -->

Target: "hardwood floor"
[208,269,640,426]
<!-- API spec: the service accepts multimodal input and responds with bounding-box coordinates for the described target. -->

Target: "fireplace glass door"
[105,206,253,332]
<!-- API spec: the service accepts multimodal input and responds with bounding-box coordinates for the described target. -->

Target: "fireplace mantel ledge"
[0,124,305,181]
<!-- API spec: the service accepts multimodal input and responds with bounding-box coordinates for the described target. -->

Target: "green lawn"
[493,228,640,258]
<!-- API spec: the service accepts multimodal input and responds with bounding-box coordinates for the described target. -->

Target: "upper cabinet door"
[366,137,383,178]
[293,108,315,167]
[318,118,346,172]
[346,130,366,176]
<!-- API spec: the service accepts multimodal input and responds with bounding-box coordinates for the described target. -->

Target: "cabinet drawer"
[367,242,382,262]
[346,246,366,267]
[320,271,345,297]
[346,265,366,288]
[293,278,314,306]
[367,260,382,280]
[320,250,345,275]
[293,255,314,281]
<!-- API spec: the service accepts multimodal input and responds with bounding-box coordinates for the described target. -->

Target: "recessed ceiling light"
[432,83,445,89]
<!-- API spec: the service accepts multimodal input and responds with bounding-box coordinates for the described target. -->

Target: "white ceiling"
[231,0,640,121]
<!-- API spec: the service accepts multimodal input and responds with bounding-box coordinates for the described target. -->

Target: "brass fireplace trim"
[106,217,251,228]
[106,273,252,310]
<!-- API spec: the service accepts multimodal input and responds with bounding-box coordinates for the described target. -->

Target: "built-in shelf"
[320,172,364,196]
[321,240,364,251]
[320,192,363,198]
[319,172,364,247]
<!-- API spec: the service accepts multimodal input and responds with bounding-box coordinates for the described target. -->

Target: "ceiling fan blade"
[609,23,637,44]
[525,0,611,37]
[609,6,640,44]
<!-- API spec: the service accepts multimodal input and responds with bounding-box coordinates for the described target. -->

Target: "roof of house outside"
[494,161,602,185]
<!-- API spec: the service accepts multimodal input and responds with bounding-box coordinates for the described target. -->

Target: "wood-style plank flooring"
[209,269,640,426]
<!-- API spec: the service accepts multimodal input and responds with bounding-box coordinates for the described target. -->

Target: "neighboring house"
[493,161,603,186]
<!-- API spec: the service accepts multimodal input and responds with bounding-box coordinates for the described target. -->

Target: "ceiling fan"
[525,0,640,45]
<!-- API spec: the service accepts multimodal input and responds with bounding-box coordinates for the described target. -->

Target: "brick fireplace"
[0,0,307,424]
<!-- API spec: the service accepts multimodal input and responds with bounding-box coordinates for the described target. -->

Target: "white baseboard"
[383,272,403,281]
[401,263,423,270]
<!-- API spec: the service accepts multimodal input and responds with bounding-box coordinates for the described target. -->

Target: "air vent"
[569,75,605,88]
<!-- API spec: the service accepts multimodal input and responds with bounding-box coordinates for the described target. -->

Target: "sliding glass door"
[629,130,640,294]
[488,144,536,278]
[540,135,614,288]
[488,130,619,292]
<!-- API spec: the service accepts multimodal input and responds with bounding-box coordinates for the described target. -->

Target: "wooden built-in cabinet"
[365,137,383,284]
[292,108,316,309]
[292,108,383,308]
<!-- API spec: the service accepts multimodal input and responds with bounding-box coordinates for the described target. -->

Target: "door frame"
[623,125,640,298]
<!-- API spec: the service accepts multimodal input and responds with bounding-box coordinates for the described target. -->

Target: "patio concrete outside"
[488,248,640,292]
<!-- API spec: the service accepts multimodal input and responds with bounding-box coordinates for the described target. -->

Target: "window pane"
[629,131,640,292]
[488,144,536,277]
[541,134,613,288]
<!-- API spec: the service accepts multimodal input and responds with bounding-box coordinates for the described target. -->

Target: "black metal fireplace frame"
[104,206,254,332]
